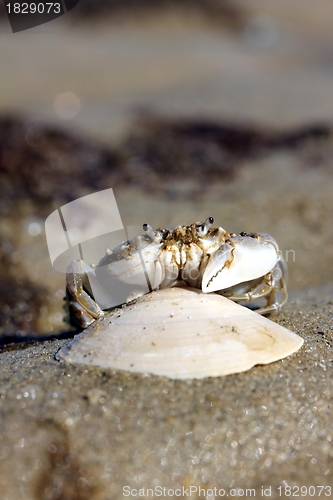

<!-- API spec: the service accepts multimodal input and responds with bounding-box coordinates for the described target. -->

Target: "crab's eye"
[197,216,214,236]
[143,223,148,231]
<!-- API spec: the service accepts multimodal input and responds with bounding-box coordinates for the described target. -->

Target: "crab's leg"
[67,260,104,326]
[68,301,96,329]
[222,275,273,302]
[223,275,287,314]
[251,259,288,314]
[254,273,288,315]
[221,257,288,314]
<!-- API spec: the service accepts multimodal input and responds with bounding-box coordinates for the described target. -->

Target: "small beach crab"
[66,217,287,328]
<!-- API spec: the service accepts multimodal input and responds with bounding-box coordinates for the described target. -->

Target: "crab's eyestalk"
[143,223,157,241]
[197,216,214,237]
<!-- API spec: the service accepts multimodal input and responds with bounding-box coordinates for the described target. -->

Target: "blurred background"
[1,0,333,340]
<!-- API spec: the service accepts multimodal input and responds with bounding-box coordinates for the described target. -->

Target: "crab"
[66,217,287,329]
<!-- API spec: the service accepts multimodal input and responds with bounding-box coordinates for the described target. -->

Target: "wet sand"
[1,286,333,500]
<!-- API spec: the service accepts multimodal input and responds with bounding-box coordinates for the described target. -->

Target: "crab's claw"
[202,234,279,293]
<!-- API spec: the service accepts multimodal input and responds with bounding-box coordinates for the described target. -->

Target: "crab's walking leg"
[68,301,95,329]
[222,277,273,303]
[255,272,288,315]
[221,259,288,315]
[67,260,104,328]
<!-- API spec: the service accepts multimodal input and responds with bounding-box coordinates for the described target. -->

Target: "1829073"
[277,485,331,496]
[6,2,61,14]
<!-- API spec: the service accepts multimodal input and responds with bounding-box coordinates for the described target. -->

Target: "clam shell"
[56,287,303,379]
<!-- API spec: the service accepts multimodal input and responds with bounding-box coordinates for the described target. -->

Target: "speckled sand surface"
[1,286,333,500]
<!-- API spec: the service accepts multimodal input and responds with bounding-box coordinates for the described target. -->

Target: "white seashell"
[56,287,303,379]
